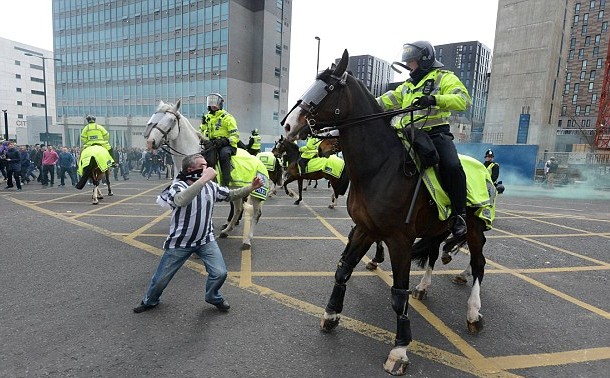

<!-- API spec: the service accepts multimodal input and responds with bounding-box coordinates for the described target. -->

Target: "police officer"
[298,136,321,174]
[199,93,239,186]
[80,115,114,161]
[484,149,504,194]
[377,41,471,239]
[247,129,262,156]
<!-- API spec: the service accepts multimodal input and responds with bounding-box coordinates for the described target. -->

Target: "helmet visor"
[401,44,423,63]
[206,94,223,108]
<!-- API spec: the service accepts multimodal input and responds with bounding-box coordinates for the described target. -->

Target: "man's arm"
[225,176,264,202]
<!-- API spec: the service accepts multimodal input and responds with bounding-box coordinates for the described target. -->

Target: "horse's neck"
[284,143,300,163]
[171,118,202,170]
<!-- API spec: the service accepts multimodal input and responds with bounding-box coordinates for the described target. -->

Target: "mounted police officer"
[81,115,114,162]
[247,129,262,156]
[298,136,321,174]
[376,40,471,240]
[199,93,240,186]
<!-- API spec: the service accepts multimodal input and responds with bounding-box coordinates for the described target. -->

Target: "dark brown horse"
[272,136,349,208]
[317,137,341,158]
[282,50,489,375]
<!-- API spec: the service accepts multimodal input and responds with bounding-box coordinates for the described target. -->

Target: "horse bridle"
[147,109,190,157]
[288,71,427,137]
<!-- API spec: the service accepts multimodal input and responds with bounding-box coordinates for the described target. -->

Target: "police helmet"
[85,114,96,123]
[401,41,444,70]
[550,156,556,160]
[485,149,494,158]
[206,93,224,110]
[252,129,259,135]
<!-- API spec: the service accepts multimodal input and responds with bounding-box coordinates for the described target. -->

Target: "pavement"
[1,173,609,377]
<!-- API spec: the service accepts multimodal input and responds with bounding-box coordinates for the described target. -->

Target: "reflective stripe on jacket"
[377,69,471,131]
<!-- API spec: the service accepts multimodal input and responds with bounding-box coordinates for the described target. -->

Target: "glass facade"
[53,0,230,119]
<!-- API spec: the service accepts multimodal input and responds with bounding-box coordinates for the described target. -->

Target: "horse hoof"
[108,192,113,196]
[92,202,99,205]
[467,315,484,334]
[320,316,340,333]
[221,223,228,230]
[293,200,301,205]
[219,232,228,239]
[412,289,427,300]
[365,261,378,271]
[328,204,335,209]
[441,254,452,265]
[241,243,251,250]
[452,275,468,285]
[288,193,294,198]
[383,352,409,376]
[98,196,104,200]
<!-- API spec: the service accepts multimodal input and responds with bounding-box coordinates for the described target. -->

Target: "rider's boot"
[298,158,308,175]
[451,211,467,238]
[219,156,232,187]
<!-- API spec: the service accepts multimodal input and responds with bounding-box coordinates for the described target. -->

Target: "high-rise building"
[0,37,60,144]
[484,0,572,152]
[52,0,292,148]
[436,41,492,143]
[557,0,609,151]
[341,54,393,97]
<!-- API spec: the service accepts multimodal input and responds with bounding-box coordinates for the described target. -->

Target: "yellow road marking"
[488,347,610,369]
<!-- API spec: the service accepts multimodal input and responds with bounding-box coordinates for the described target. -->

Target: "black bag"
[403,127,439,168]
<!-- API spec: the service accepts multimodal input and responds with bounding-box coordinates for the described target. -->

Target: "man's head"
[62,147,68,153]
[401,41,444,72]
[206,93,224,114]
[182,153,208,174]
[8,142,15,149]
[485,149,494,160]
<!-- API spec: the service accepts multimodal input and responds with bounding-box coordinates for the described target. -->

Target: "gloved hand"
[414,95,436,108]
[213,138,229,149]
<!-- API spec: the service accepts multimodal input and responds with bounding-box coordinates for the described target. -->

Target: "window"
[14,60,20,66]
[599,10,604,20]
[16,87,22,92]
[602,21,608,32]
[569,49,575,59]
[583,13,589,24]
[578,48,584,58]
[275,44,282,54]
[592,94,598,103]
[275,20,282,32]
[582,60,587,69]
[572,94,578,104]
[581,71,586,80]
[564,83,570,94]
[15,74,21,79]
[17,101,22,105]
[575,105,581,115]
[590,0,596,8]
[585,36,591,45]
[575,3,581,11]
[597,58,603,68]
[574,83,580,93]
[582,24,587,34]
[273,89,280,99]
[590,70,596,80]
[593,46,599,56]
[595,34,601,44]
[561,106,567,116]
[566,72,572,82]
[585,105,591,115]
[274,67,280,77]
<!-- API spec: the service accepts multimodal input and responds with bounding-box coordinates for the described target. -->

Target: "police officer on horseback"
[298,136,322,174]
[376,40,471,239]
[247,129,262,156]
[199,93,240,186]
[81,115,114,161]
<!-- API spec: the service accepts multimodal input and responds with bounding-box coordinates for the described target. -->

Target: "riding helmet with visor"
[401,41,444,70]
[206,93,224,111]
[85,114,96,123]
[252,129,259,135]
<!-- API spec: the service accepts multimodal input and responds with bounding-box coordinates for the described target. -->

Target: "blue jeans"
[142,241,228,306]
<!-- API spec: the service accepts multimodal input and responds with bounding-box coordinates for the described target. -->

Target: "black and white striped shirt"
[162,180,230,249]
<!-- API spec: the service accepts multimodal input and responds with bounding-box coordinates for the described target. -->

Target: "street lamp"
[315,36,321,78]
[2,110,7,141]
[24,53,61,147]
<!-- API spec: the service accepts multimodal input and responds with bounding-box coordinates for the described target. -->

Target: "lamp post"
[2,110,7,141]
[315,36,321,77]
[24,53,61,147]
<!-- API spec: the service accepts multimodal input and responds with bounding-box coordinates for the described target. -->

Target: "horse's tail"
[411,233,448,269]
[75,157,98,190]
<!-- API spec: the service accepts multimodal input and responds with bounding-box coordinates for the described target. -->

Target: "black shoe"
[133,302,157,313]
[206,299,230,311]
[4,185,13,189]
[451,213,467,237]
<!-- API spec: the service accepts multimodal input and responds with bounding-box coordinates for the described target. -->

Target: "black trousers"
[427,125,466,213]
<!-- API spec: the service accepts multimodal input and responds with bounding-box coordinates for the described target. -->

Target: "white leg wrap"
[467,280,482,323]
[416,267,433,291]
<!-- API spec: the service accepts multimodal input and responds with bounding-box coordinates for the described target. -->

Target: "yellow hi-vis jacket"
[377,69,471,131]
[199,109,240,149]
[299,137,321,159]
[249,134,261,150]
[81,122,111,150]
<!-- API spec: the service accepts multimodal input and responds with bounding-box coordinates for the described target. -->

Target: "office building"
[0,37,59,144]
[52,0,292,148]
[342,54,393,97]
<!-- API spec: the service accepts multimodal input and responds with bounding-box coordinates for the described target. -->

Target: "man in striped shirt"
[134,153,263,313]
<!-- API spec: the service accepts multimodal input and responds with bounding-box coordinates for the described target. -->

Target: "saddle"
[78,145,114,176]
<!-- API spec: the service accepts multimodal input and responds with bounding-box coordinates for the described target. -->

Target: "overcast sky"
[0,0,499,106]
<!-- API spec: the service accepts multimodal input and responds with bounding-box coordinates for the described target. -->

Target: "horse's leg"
[220,198,243,238]
[452,263,472,285]
[321,225,374,333]
[241,197,262,250]
[328,193,336,209]
[411,236,445,300]
[91,181,99,205]
[293,178,303,205]
[465,217,486,334]
[365,241,385,270]
[382,234,415,376]
[105,170,113,196]
[283,175,295,197]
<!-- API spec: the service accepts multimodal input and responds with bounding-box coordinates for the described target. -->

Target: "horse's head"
[283,50,352,142]
[145,99,183,150]
[318,137,341,158]
[271,135,285,158]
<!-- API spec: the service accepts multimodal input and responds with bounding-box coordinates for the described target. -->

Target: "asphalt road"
[1,174,609,377]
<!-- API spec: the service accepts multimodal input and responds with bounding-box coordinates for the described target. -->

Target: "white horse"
[144,100,269,249]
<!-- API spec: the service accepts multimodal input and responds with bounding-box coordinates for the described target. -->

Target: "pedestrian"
[146,149,162,180]
[545,157,559,189]
[58,147,77,186]
[4,142,22,191]
[199,93,240,186]
[19,145,32,184]
[133,153,264,313]
[247,129,262,156]
[376,40,471,239]
[41,146,60,187]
